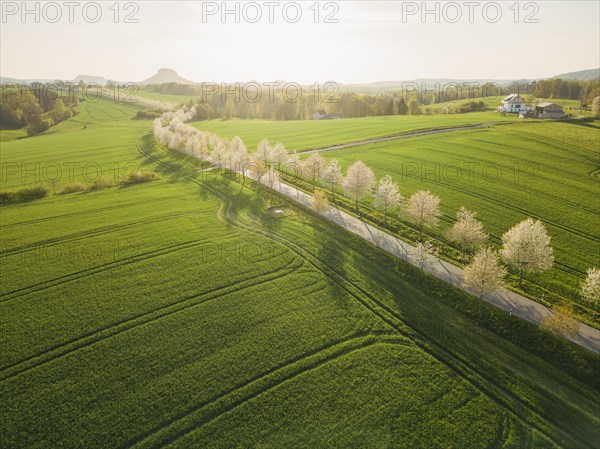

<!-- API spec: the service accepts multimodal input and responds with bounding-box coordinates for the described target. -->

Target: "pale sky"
[1,1,598,83]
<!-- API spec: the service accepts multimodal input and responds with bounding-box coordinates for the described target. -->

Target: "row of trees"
[530,78,600,105]
[153,106,599,329]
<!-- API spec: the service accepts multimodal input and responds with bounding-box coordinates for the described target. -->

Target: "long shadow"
[311,218,349,312]
[137,133,204,182]
[561,118,599,129]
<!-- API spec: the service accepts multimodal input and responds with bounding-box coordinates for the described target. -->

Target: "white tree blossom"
[462,247,507,309]
[404,190,441,241]
[321,158,343,201]
[448,206,487,257]
[211,140,229,170]
[311,190,329,212]
[249,155,267,186]
[303,152,325,190]
[265,167,280,191]
[271,142,288,168]
[413,240,438,271]
[374,175,403,223]
[500,218,554,286]
[342,160,376,211]
[255,138,273,165]
[230,136,245,153]
[581,267,600,317]
[541,303,579,349]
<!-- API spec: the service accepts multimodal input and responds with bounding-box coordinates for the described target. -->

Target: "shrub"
[89,176,116,191]
[122,171,159,184]
[59,182,88,194]
[135,109,163,119]
[26,117,53,136]
[18,186,49,201]
[457,101,487,113]
[0,192,17,203]
[0,186,48,203]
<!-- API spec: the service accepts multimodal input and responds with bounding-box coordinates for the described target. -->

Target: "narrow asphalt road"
[301,123,492,154]
[267,177,600,354]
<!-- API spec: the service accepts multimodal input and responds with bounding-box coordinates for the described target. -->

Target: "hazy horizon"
[1,1,599,83]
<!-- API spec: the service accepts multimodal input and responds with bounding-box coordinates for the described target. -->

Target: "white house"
[498,94,531,113]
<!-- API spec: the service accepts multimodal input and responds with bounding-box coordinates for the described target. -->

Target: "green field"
[192,112,520,152]
[0,100,148,191]
[1,100,599,448]
[136,89,197,105]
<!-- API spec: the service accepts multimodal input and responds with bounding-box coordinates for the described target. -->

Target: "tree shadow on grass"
[136,133,205,182]
[561,118,599,130]
[309,218,351,313]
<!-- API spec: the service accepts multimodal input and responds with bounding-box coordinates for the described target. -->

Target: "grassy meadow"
[192,112,520,152]
[1,99,599,449]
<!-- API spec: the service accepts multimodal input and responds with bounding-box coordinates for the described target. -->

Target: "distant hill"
[140,68,197,85]
[73,74,108,86]
[2,67,598,90]
[0,74,108,85]
[0,76,57,84]
[552,68,599,81]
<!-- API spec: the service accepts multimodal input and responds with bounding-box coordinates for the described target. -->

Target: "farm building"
[498,94,531,113]
[313,110,327,120]
[535,102,565,119]
[313,110,343,120]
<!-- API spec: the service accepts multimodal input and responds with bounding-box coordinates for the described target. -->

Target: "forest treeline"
[146,77,600,120]
[0,83,78,135]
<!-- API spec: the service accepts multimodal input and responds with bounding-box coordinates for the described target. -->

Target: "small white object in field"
[273,209,284,215]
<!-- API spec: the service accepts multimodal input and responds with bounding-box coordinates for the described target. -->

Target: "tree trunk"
[519,269,524,287]
[384,209,387,224]
[419,223,423,242]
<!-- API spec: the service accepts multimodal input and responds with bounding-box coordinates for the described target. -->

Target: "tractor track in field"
[137,139,588,447]
[358,158,599,245]
[300,123,492,154]
[0,234,240,303]
[0,194,184,229]
[314,123,597,215]
[122,334,406,449]
[207,187,577,447]
[0,209,203,259]
[378,141,600,218]
[222,201,405,334]
[219,188,580,449]
[0,256,303,382]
